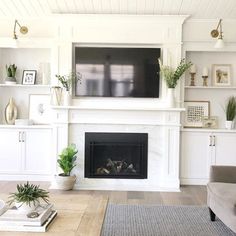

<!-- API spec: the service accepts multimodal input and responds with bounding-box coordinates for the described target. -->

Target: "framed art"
[184,101,210,128]
[212,64,231,86]
[202,116,218,129]
[22,70,37,85]
[29,94,51,124]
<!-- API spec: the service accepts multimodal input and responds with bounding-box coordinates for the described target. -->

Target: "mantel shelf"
[184,86,236,89]
[0,84,51,88]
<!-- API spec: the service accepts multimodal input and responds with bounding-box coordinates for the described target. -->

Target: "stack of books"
[0,203,57,232]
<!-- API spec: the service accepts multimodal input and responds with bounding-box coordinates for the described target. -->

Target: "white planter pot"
[63,91,72,106]
[167,88,175,108]
[225,120,233,130]
[15,202,38,213]
[55,175,76,190]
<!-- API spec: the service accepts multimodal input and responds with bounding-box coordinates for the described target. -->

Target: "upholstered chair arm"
[210,165,236,183]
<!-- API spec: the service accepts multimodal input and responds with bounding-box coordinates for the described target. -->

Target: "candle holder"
[202,75,208,86]
[189,72,196,86]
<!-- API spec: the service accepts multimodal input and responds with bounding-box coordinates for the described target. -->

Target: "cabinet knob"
[209,135,212,146]
[213,135,216,146]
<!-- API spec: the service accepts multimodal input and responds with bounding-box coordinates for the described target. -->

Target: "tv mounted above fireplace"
[73,45,160,98]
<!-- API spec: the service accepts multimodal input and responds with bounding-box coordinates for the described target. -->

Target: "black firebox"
[85,132,148,179]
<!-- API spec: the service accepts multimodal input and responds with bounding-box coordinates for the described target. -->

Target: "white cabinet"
[0,127,53,180]
[180,130,236,185]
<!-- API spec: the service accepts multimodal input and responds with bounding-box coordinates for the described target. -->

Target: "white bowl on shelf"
[15,119,34,126]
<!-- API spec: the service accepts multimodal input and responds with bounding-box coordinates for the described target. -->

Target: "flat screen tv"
[73,46,160,98]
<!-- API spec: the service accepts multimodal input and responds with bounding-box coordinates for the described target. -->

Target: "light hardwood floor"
[0,181,207,206]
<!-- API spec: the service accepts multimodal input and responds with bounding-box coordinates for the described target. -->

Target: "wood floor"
[0,181,207,206]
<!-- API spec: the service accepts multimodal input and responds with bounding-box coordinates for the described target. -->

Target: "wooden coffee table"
[0,193,108,236]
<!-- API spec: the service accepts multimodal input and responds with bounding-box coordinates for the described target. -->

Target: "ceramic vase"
[15,202,38,213]
[5,77,17,85]
[55,175,76,190]
[51,86,63,106]
[167,88,175,108]
[5,98,17,125]
[225,120,233,130]
[63,91,72,106]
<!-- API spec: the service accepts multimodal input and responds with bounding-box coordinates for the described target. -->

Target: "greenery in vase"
[8,182,49,207]
[158,59,192,88]
[57,144,78,176]
[225,96,236,121]
[55,72,82,91]
[6,64,17,78]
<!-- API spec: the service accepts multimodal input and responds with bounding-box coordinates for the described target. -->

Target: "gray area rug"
[101,204,236,236]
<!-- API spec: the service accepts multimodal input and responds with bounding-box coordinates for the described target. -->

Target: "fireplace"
[85,132,148,179]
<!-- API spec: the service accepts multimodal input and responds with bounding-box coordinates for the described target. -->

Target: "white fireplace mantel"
[51,106,184,191]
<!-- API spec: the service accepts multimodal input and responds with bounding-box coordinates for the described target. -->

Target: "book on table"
[0,203,54,226]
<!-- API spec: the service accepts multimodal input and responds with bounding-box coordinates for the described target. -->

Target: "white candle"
[190,64,196,73]
[202,67,208,76]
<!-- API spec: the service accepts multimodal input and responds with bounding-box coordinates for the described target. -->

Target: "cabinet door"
[180,131,211,181]
[213,133,236,165]
[23,129,52,174]
[0,129,21,172]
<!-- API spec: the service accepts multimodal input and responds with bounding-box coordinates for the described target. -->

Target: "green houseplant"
[158,59,192,107]
[56,144,78,190]
[225,96,236,129]
[5,64,17,84]
[8,182,49,212]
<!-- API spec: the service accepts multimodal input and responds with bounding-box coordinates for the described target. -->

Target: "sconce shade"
[214,38,225,49]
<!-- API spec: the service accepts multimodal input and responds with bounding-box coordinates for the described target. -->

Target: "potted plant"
[225,96,236,129]
[158,59,192,107]
[5,64,17,84]
[55,144,78,190]
[55,72,81,106]
[7,182,49,213]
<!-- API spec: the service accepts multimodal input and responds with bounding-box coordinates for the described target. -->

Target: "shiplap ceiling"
[0,0,236,19]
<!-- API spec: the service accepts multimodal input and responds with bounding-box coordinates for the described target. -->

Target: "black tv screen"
[73,46,160,98]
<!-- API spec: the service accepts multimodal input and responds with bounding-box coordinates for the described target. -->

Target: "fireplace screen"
[85,133,148,179]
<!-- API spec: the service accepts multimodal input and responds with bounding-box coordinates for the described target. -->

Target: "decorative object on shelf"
[184,101,210,128]
[7,182,49,213]
[210,19,225,49]
[5,64,17,84]
[50,86,63,106]
[158,58,192,107]
[39,62,50,85]
[202,67,208,86]
[224,96,236,130]
[55,72,82,106]
[202,116,218,129]
[13,19,28,40]
[29,94,51,124]
[212,64,231,87]
[22,70,37,85]
[55,144,78,190]
[189,64,196,86]
[5,97,18,125]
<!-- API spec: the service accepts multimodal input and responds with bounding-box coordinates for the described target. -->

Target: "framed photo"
[22,70,37,85]
[184,101,210,128]
[212,64,231,86]
[29,94,51,124]
[202,116,218,129]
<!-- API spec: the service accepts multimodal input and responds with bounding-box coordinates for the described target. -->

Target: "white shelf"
[182,128,236,133]
[0,125,52,129]
[184,86,236,89]
[0,84,51,88]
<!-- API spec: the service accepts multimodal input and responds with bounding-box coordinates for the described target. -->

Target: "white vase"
[63,91,72,106]
[51,86,63,106]
[225,120,233,130]
[167,88,175,108]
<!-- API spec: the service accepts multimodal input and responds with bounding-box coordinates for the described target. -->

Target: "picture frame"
[22,70,37,85]
[202,116,218,129]
[184,101,210,128]
[212,64,231,86]
[29,94,51,124]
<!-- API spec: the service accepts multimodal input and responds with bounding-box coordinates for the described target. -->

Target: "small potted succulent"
[55,144,78,190]
[225,96,236,130]
[7,182,49,213]
[5,64,17,84]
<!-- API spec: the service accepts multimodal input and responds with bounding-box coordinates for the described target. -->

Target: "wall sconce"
[13,19,28,40]
[211,19,224,49]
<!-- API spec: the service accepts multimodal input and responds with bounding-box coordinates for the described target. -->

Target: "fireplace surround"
[84,132,148,179]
